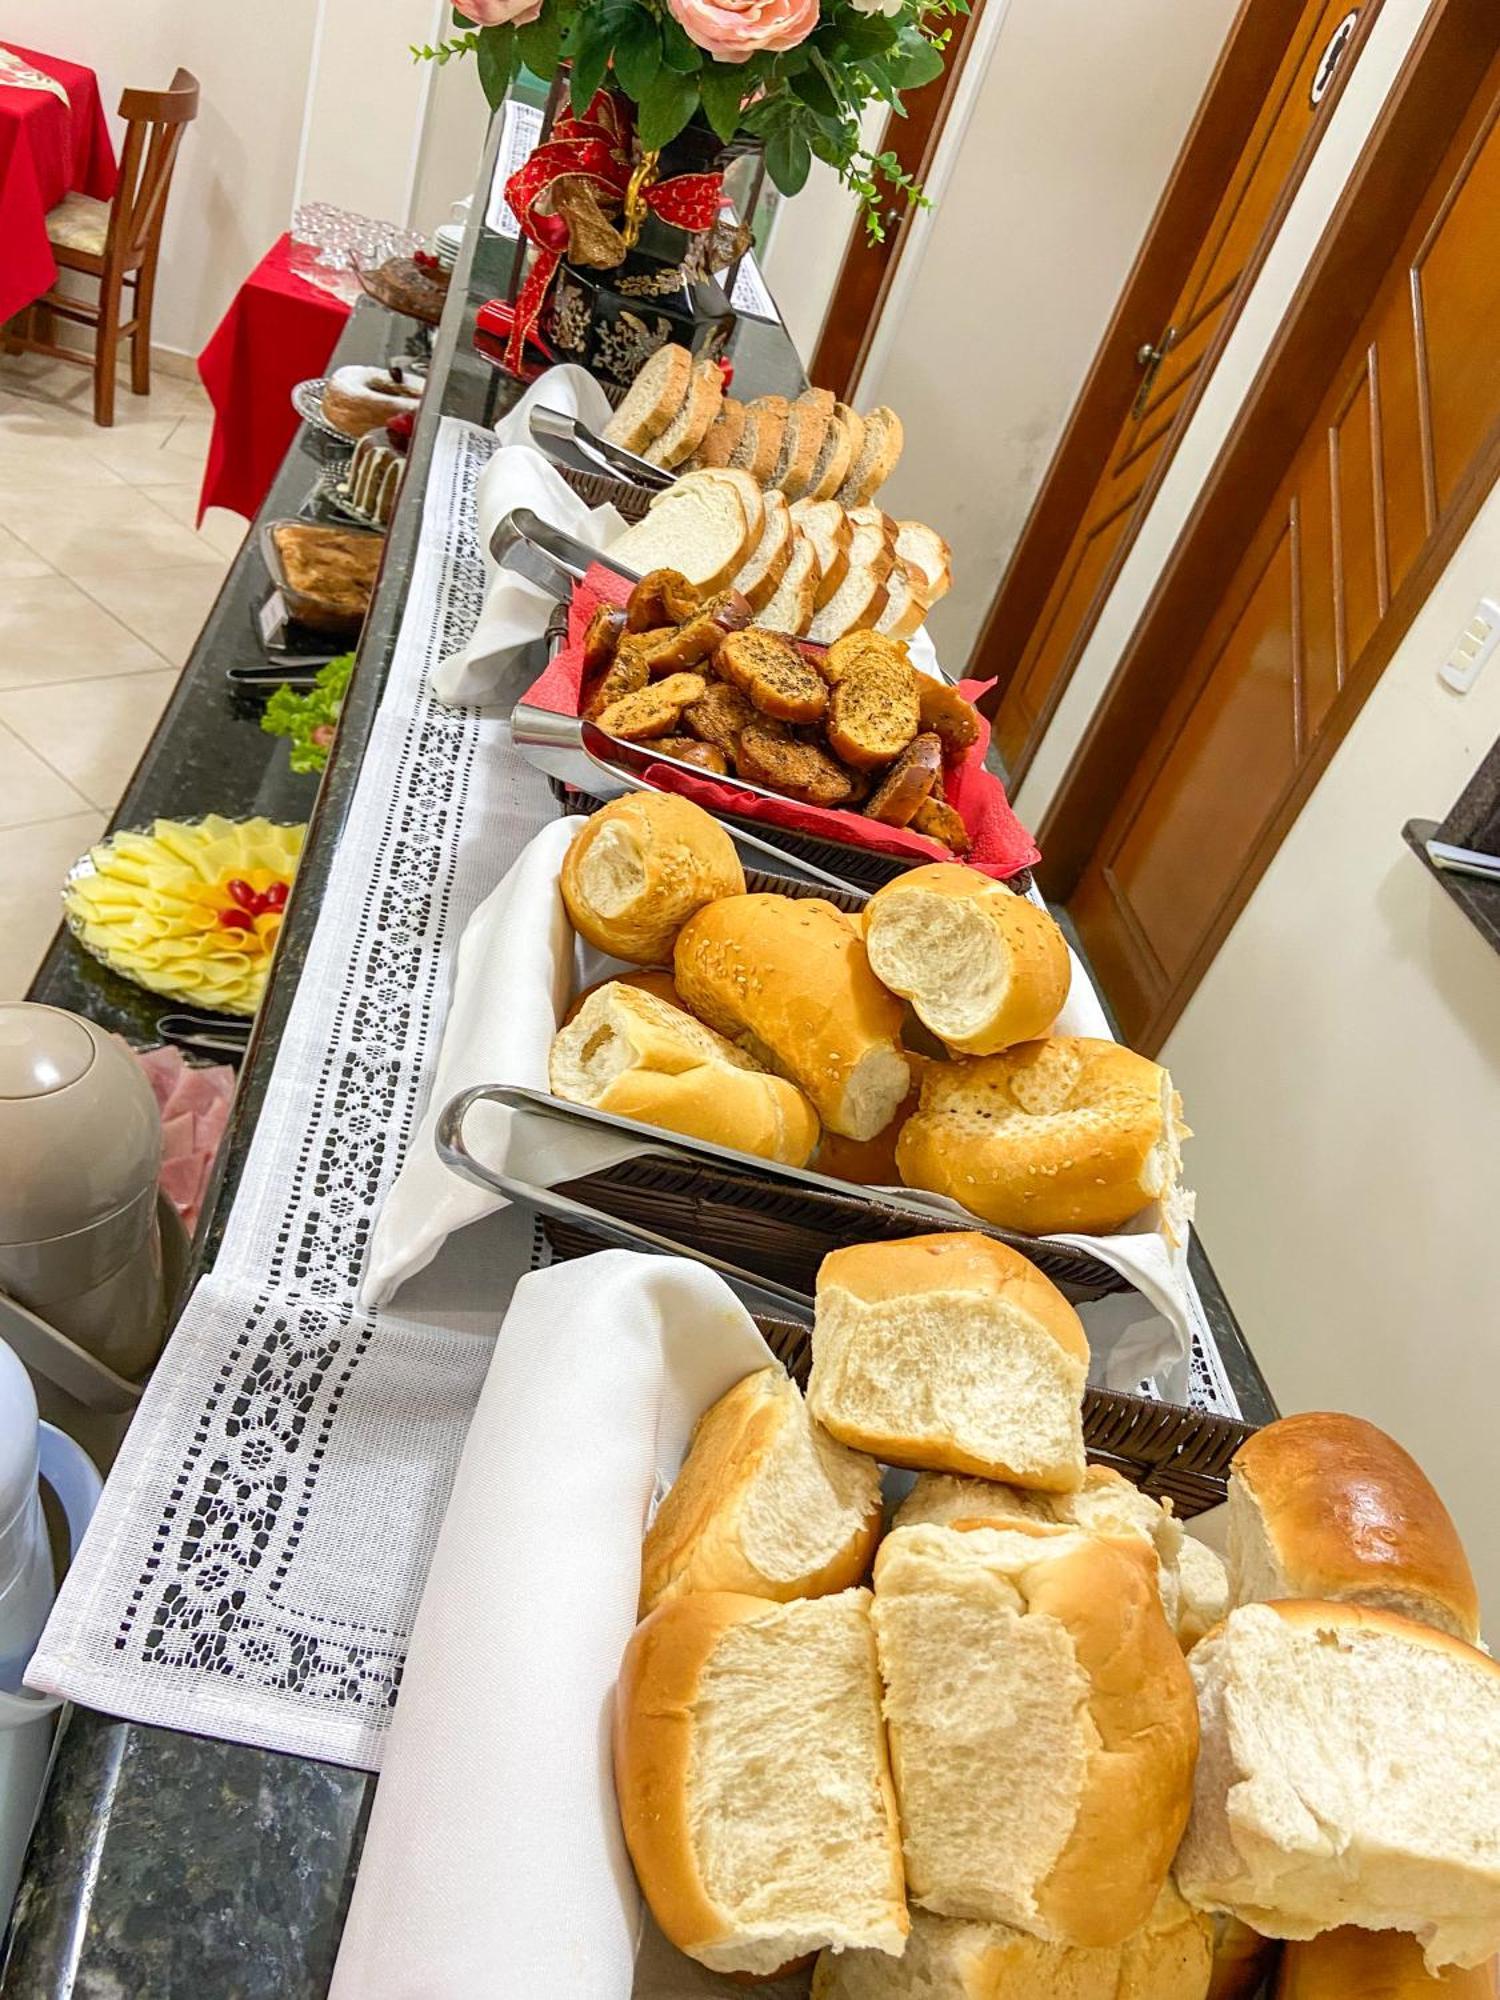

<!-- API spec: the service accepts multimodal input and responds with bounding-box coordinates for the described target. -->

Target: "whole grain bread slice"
[774,392,835,500]
[645,358,724,468]
[604,344,693,454]
[808,408,859,503]
[690,397,746,470]
[730,396,789,484]
[837,406,904,506]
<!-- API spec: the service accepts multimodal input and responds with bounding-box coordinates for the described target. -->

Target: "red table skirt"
[0,43,117,324]
[196,233,352,522]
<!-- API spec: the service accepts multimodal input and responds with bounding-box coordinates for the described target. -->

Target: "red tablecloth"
[0,43,117,323]
[196,233,352,522]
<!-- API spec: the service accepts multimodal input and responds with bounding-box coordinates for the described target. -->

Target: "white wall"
[1163,480,1500,1633]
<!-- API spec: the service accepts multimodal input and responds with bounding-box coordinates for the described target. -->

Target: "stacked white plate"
[433,222,463,273]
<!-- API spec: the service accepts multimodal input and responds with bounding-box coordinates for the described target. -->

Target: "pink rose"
[667,0,818,63]
[454,0,543,25]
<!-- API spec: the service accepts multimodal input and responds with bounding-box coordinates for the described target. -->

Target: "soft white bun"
[614,1588,909,1976]
[811,1884,1214,1998]
[809,1233,1088,1493]
[549,981,819,1166]
[1228,1413,1480,1643]
[897,1035,1187,1236]
[1177,1601,1500,1972]
[560,793,745,965]
[673,894,909,1141]
[1276,1928,1498,1996]
[639,1366,883,1616]
[865,865,1071,1056]
[870,1522,1199,1944]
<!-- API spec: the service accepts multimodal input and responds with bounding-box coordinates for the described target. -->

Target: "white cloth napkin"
[0,49,70,105]
[328,1252,776,2000]
[493,360,616,451]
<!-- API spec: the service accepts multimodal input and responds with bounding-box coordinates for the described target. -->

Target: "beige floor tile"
[0,576,167,688]
[0,718,93,827]
[0,402,131,494]
[0,810,107,1000]
[0,485,220,574]
[136,482,248,561]
[0,670,179,811]
[69,566,227,668]
[0,526,52,579]
[0,353,198,425]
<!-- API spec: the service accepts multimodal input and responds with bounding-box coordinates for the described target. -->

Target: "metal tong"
[528,405,677,492]
[490,507,641,594]
[155,1010,252,1060]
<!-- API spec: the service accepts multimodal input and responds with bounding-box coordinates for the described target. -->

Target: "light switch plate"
[1439,596,1500,693]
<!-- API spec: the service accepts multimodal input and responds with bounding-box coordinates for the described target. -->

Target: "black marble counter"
[5,113,1272,2000]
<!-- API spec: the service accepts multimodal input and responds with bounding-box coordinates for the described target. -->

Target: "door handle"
[1132,326,1177,417]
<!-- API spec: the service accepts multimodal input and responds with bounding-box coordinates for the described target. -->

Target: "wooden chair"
[4,69,199,426]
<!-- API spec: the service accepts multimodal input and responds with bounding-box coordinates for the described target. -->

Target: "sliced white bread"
[615,1588,910,1976]
[752,528,820,636]
[682,465,765,550]
[805,510,897,643]
[644,357,723,468]
[838,406,905,506]
[729,394,789,484]
[775,391,836,500]
[603,343,693,453]
[811,1886,1214,1999]
[611,474,754,592]
[809,406,861,503]
[807,1233,1089,1491]
[896,519,954,606]
[692,396,746,470]
[875,558,929,641]
[733,488,793,612]
[639,1365,883,1615]
[790,497,852,610]
[871,1522,1199,1942]
[1176,1600,1500,1971]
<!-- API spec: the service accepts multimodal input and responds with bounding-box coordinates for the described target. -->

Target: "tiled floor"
[0,353,245,999]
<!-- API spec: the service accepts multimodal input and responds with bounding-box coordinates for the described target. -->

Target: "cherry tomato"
[263,881,289,911]
[218,907,255,931]
[225,878,256,910]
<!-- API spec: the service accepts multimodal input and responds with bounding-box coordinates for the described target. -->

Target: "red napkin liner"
[521,566,1041,881]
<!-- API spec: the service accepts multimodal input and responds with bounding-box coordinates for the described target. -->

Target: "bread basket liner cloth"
[359,818,1197,1393]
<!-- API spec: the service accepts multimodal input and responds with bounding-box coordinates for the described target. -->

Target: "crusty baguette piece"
[1276,1928,1498,1996]
[594,670,706,740]
[826,643,920,770]
[871,1522,1198,1941]
[736,719,857,807]
[838,406,905,506]
[674,893,908,1140]
[716,627,829,724]
[752,529,821,637]
[550,982,819,1166]
[732,488,793,612]
[864,732,942,827]
[864,864,1071,1055]
[604,343,693,453]
[640,1366,883,1614]
[811,1885,1214,1999]
[808,1233,1088,1491]
[559,792,744,963]
[1177,1601,1500,1972]
[790,497,853,609]
[615,1588,909,1976]
[644,357,724,468]
[896,519,954,606]
[692,396,746,469]
[1228,1413,1480,1643]
[897,1036,1188,1236]
[608,476,752,593]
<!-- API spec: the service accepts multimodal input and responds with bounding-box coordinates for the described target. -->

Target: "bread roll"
[1228,1413,1480,1644]
[1210,1915,1280,1999]
[1277,1928,1497,1996]
[673,894,909,1141]
[864,866,1071,1055]
[549,982,819,1166]
[562,966,682,1026]
[814,1054,928,1186]
[639,1366,883,1616]
[871,1523,1199,1944]
[809,1234,1088,1493]
[560,794,744,964]
[811,1884,1213,1998]
[614,1588,909,1976]
[1176,1531,1231,1651]
[1176,1601,1500,1971]
[897,1036,1188,1236]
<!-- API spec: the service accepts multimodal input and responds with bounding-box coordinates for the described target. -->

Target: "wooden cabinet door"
[993,0,1372,775]
[1071,56,1500,1050]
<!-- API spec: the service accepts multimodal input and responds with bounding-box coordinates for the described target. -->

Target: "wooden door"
[988,0,1378,777]
[1070,48,1500,1051]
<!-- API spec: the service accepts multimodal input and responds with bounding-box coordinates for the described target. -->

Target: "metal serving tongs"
[528,405,677,493]
[490,506,642,594]
[435,1083,817,1323]
[155,1010,253,1061]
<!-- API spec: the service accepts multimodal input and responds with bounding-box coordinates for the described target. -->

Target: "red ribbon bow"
[504,90,724,373]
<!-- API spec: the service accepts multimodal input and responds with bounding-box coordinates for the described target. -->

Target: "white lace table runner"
[30,416,1241,1772]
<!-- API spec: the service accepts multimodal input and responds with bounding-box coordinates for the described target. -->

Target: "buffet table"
[3,114,1274,1997]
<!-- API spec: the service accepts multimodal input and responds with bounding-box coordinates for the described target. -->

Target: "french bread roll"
[871,1523,1199,1943]
[808,1233,1088,1492]
[562,965,682,1025]
[614,1588,909,1976]
[811,1884,1214,1998]
[639,1365,883,1615]
[897,1036,1188,1236]
[1176,1601,1500,1971]
[1210,1915,1280,1999]
[813,1054,929,1186]
[865,865,1072,1055]
[559,793,744,964]
[1228,1413,1481,1643]
[673,894,909,1141]
[549,982,819,1166]
[1276,1928,1498,1996]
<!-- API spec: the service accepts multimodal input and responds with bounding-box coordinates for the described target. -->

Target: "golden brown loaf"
[1276,1929,1497,1996]
[871,1523,1200,1946]
[896,1036,1187,1235]
[638,1366,882,1615]
[1228,1413,1481,1644]
[558,794,744,964]
[673,894,909,1140]
[614,1588,909,1976]
[807,1233,1089,1492]
[865,865,1072,1056]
